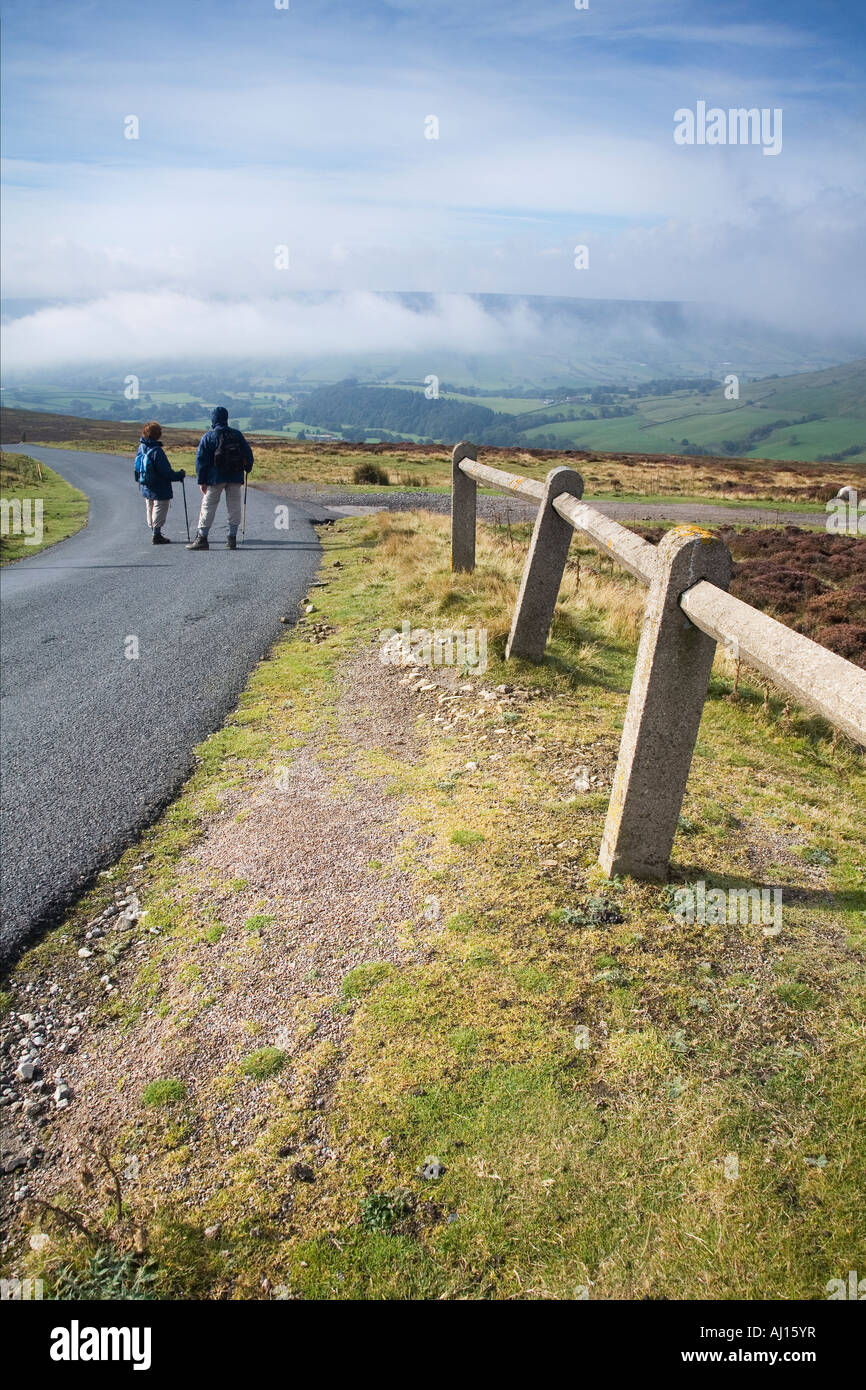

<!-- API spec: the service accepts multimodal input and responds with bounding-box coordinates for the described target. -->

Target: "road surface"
[0,446,324,968]
[263,482,829,529]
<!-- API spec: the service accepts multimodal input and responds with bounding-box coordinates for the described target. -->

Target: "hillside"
[295,362,866,462]
[3,358,865,464]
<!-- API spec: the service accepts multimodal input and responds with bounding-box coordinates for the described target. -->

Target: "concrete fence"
[450,442,866,881]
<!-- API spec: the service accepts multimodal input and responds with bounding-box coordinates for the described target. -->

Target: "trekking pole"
[181,478,190,542]
[241,474,248,542]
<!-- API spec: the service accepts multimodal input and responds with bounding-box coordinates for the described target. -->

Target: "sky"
[1,0,864,369]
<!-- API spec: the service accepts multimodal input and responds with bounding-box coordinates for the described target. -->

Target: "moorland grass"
[0,451,88,564]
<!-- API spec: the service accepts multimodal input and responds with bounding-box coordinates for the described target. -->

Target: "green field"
[516,363,866,462]
[521,409,866,461]
[377,383,551,415]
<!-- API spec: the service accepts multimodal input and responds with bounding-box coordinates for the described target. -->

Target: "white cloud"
[1,290,548,369]
[2,0,863,370]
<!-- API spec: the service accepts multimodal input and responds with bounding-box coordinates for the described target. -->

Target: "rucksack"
[214,427,245,474]
[138,444,159,489]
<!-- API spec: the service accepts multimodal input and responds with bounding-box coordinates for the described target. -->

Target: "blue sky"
[2,0,864,365]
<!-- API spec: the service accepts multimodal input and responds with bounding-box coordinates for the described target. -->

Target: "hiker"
[186,406,253,551]
[134,422,186,544]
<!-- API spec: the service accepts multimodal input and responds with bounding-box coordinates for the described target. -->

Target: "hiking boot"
[186,534,209,551]
[152,529,171,544]
[226,535,237,550]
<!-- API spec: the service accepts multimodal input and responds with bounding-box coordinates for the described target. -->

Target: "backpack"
[137,444,160,489]
[213,427,245,474]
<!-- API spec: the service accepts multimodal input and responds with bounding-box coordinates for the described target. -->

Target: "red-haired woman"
[133,422,186,544]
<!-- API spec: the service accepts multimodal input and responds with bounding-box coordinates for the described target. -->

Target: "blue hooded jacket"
[134,438,185,501]
[195,406,254,486]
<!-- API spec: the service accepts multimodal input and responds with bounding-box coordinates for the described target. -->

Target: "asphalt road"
[268,482,829,529]
[0,446,324,969]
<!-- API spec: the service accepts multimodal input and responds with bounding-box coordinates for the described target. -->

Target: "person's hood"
[211,407,229,427]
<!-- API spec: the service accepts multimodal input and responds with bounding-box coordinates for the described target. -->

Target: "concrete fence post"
[505,466,584,663]
[599,526,733,880]
[451,441,478,573]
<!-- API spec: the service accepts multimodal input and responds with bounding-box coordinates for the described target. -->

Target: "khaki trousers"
[145,498,170,529]
[197,483,243,536]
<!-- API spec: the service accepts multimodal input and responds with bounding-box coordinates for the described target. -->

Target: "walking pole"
[241,473,248,543]
[181,477,191,542]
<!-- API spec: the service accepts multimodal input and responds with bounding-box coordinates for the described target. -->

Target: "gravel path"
[264,481,828,529]
[0,446,322,968]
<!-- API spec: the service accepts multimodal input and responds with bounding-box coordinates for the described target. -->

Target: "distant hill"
[2,352,864,465]
[287,361,866,463]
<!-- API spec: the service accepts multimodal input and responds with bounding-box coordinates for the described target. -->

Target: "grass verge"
[0,452,89,564]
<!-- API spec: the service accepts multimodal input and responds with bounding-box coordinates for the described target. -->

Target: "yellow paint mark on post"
[670,524,716,542]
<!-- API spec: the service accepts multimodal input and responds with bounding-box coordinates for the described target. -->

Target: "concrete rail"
[460,458,546,503]
[553,493,657,584]
[450,441,865,880]
[680,582,866,746]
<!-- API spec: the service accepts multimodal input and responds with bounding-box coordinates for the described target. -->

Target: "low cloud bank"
[2,291,548,373]
[3,289,863,382]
